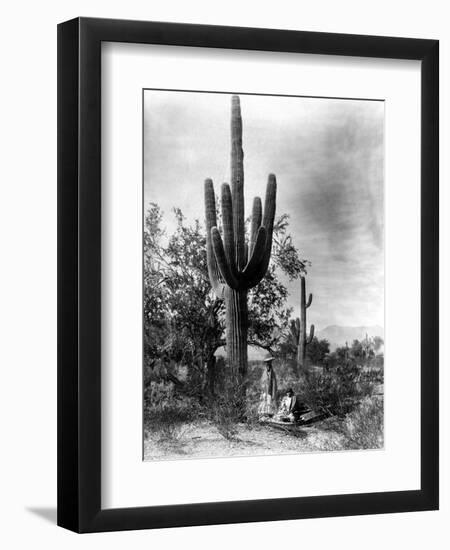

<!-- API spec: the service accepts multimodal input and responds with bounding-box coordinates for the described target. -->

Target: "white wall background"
[0,0,447,548]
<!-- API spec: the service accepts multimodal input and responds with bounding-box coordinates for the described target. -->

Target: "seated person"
[275,388,308,423]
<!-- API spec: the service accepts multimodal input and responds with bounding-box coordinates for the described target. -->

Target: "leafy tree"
[144,204,224,393]
[271,214,309,279]
[143,204,173,369]
[247,213,306,353]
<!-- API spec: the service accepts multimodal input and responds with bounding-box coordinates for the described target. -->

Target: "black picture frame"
[57,17,439,533]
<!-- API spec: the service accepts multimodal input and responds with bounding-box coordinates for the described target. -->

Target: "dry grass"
[340,396,384,449]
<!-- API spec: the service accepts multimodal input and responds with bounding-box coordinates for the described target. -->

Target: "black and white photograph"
[143,90,385,460]
[0,0,444,542]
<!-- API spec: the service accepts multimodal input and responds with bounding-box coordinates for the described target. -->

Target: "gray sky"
[144,90,384,330]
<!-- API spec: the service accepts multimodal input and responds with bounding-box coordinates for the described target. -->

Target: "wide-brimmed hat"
[263,353,274,362]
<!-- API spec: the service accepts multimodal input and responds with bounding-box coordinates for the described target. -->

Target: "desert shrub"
[361,366,384,384]
[146,404,193,442]
[203,369,252,440]
[243,380,264,427]
[340,396,384,449]
[299,371,346,415]
[208,403,239,440]
[357,377,375,398]
[276,365,302,394]
[144,380,197,442]
[206,378,248,440]
[298,357,375,416]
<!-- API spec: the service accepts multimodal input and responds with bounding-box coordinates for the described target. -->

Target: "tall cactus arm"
[306,293,313,308]
[230,95,246,270]
[244,175,277,287]
[204,178,217,229]
[204,179,225,298]
[249,196,262,257]
[211,227,240,289]
[220,183,239,279]
[306,324,315,344]
[243,227,266,276]
[262,174,277,235]
[256,174,277,276]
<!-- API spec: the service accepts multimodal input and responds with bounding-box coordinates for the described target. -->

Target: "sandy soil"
[143,420,346,461]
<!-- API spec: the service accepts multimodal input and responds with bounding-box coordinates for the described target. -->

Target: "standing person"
[258,353,278,417]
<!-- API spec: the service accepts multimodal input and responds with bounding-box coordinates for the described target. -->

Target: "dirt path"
[144,420,346,461]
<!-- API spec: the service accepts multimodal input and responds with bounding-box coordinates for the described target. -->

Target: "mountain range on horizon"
[217,325,385,359]
[316,325,384,351]
[244,325,384,359]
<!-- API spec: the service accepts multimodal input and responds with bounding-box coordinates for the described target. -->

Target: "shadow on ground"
[26,507,57,525]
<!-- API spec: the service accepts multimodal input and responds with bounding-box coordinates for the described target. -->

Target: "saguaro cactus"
[204,95,277,377]
[290,276,314,372]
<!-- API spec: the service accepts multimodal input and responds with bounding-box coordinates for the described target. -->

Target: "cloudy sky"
[144,90,384,331]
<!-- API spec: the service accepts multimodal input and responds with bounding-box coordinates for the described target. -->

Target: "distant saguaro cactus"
[204,95,277,377]
[290,276,314,372]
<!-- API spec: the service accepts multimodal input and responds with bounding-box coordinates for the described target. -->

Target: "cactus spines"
[204,95,277,376]
[290,276,314,373]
